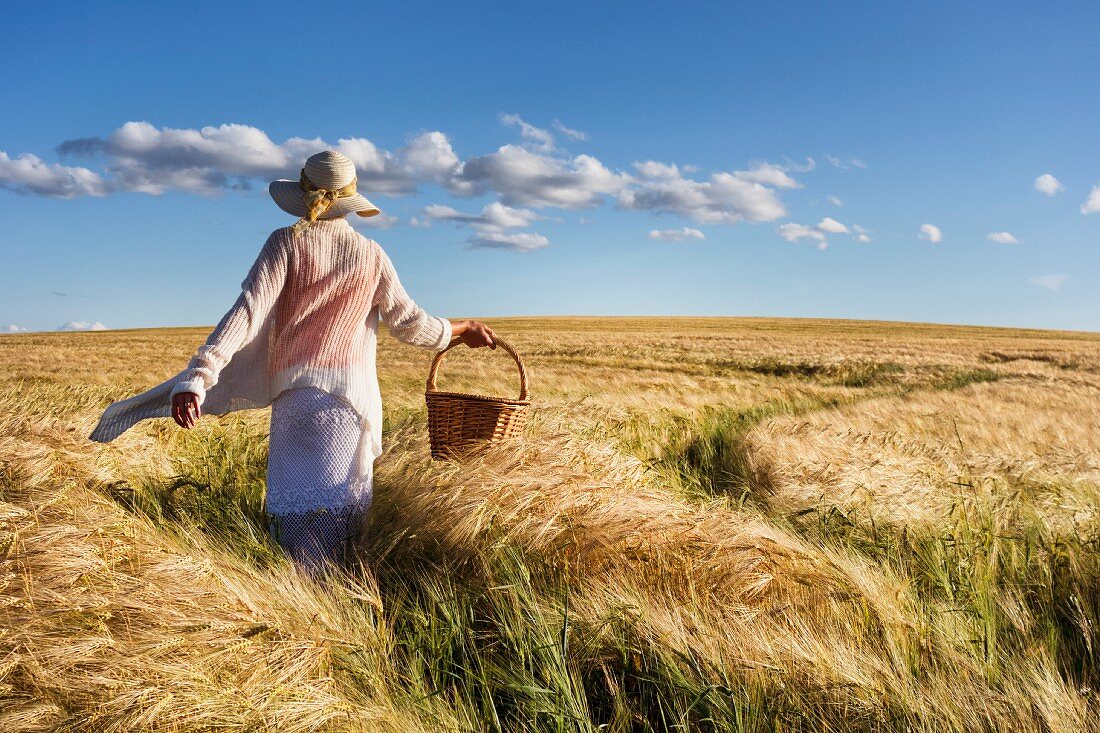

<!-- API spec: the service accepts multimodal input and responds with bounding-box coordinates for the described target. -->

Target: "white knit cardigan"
[90,218,451,478]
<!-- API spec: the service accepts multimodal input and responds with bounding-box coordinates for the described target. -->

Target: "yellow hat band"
[291,171,360,235]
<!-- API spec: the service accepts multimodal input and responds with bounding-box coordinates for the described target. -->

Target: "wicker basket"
[425,336,530,459]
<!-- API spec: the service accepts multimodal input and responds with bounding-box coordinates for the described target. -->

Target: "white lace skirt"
[265,387,374,516]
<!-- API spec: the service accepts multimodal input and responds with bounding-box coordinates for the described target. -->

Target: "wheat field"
[1,317,1098,732]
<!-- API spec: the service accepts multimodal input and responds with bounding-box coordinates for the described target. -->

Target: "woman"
[91,150,495,574]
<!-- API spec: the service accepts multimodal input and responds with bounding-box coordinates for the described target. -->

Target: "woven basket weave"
[425,336,530,460]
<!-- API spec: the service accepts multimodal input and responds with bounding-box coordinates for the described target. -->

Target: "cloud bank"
[1,117,812,252]
[50,121,463,197]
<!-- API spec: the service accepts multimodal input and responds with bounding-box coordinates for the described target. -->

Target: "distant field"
[2,317,1099,732]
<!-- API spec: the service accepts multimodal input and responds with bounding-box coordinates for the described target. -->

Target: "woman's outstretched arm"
[171,234,288,428]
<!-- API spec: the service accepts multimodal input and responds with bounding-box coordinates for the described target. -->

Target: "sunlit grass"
[1,317,1098,731]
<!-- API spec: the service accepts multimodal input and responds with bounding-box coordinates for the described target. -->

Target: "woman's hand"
[454,320,496,349]
[172,392,201,429]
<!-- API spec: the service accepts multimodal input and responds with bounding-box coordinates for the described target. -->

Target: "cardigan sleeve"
[170,234,289,405]
[372,243,452,351]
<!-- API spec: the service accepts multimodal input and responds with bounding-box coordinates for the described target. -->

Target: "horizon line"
[5,315,1098,338]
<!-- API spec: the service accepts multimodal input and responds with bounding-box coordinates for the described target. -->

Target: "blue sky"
[2,1,1098,333]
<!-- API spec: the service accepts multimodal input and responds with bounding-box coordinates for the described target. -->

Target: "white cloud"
[341,131,469,194]
[1029,274,1067,291]
[619,168,787,225]
[458,144,631,208]
[4,324,27,333]
[0,151,109,197]
[101,121,309,194]
[633,160,682,180]
[409,216,431,229]
[468,230,550,252]
[919,224,943,243]
[629,158,801,229]
[105,121,288,174]
[732,162,802,189]
[46,121,476,198]
[500,114,588,152]
[825,154,865,170]
[397,131,463,187]
[52,121,422,196]
[648,227,705,242]
[827,195,843,207]
[777,223,828,249]
[1081,185,1100,214]
[644,158,803,189]
[425,201,542,229]
[784,157,816,173]
[777,217,863,248]
[1033,173,1064,197]
[552,119,587,141]
[816,217,849,234]
[500,113,557,153]
[57,321,107,331]
[424,201,548,252]
[987,231,1019,244]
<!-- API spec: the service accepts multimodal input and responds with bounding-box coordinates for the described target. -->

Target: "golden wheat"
[1,317,1097,731]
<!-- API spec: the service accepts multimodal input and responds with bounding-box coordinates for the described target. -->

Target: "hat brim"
[268,180,381,219]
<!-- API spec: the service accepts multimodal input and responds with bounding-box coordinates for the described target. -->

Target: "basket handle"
[426,336,529,401]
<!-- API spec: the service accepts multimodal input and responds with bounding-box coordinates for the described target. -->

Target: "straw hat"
[269,150,380,231]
